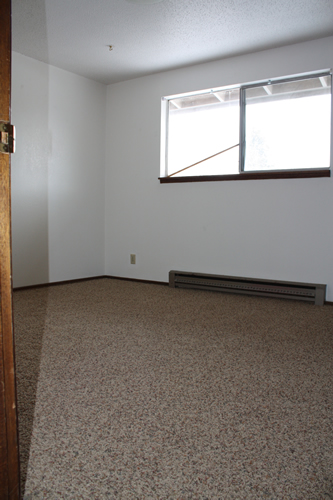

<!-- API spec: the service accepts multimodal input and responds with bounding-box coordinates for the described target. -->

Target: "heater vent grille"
[169,271,326,305]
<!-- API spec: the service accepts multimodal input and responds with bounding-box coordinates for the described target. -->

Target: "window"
[160,71,332,182]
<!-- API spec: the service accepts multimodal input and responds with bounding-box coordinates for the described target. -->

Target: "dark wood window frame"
[159,169,330,183]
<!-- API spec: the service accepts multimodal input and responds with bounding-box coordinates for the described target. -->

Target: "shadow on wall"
[11,0,50,288]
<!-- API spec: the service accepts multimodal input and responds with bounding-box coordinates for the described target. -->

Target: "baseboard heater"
[169,271,326,306]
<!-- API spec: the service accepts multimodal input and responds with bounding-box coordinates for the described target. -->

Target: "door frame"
[0,0,21,497]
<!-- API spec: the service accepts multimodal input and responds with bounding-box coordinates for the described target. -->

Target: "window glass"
[244,76,331,172]
[161,72,331,180]
[167,89,239,177]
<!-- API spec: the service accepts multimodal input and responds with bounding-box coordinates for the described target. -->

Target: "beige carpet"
[13,278,333,499]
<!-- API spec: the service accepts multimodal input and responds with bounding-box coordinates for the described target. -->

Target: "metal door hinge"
[0,122,15,154]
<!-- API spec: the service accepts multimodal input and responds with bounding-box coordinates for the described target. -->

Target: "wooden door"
[0,0,21,498]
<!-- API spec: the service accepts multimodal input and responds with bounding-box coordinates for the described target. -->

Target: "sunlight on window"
[167,89,239,177]
[162,72,331,179]
[244,82,331,171]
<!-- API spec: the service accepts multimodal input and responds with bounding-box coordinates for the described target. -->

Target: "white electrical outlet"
[130,254,136,264]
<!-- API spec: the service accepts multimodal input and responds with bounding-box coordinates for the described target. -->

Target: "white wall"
[105,37,333,300]
[11,38,333,300]
[11,53,106,287]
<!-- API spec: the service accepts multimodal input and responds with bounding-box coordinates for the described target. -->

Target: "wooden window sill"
[159,169,330,183]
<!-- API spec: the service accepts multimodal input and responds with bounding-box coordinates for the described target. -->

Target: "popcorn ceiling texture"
[14,278,333,498]
[12,0,333,84]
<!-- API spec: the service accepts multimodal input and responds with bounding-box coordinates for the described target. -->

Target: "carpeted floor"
[13,278,333,499]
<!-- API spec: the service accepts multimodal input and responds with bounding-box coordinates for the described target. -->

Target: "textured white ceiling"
[12,0,333,85]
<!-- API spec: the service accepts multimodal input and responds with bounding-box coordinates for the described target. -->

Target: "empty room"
[1,0,333,497]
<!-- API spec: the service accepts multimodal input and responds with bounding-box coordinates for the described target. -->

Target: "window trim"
[160,70,332,183]
[159,169,330,183]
